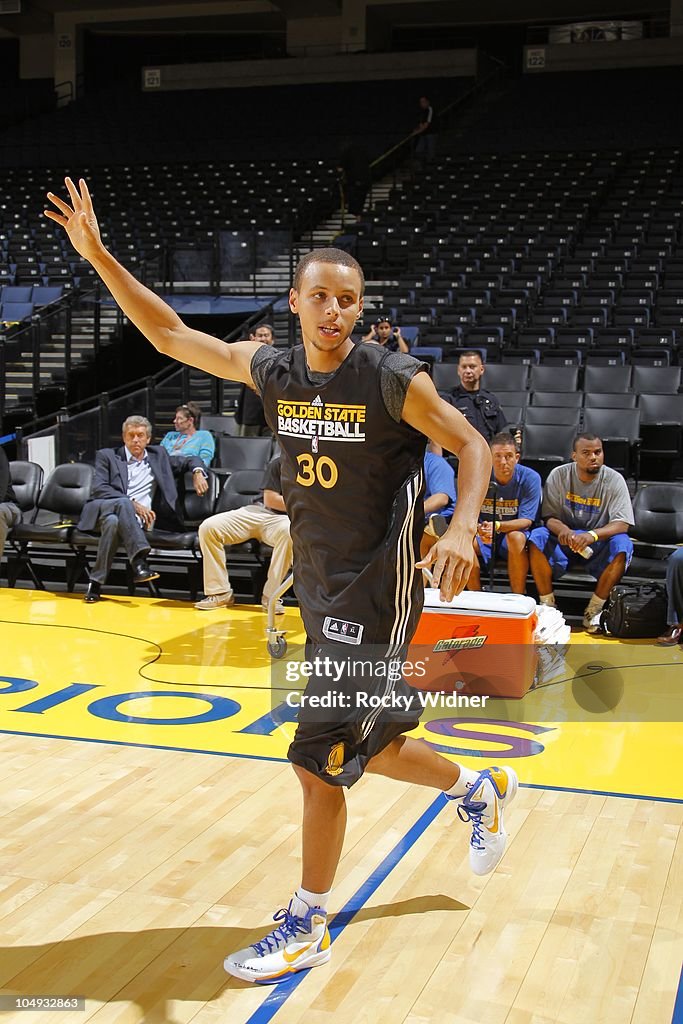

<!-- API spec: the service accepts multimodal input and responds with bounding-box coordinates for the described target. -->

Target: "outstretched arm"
[45,177,261,386]
[402,371,491,600]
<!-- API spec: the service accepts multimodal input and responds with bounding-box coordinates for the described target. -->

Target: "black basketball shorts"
[287,640,422,787]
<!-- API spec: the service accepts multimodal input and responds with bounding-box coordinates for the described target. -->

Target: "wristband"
[495,521,502,531]
[589,530,599,542]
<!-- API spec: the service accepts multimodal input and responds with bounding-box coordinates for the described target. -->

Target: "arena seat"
[7,463,94,589]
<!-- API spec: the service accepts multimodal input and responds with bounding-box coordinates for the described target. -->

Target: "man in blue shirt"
[460,432,541,594]
[420,446,456,560]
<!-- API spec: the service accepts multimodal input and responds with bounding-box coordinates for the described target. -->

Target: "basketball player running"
[46,178,519,984]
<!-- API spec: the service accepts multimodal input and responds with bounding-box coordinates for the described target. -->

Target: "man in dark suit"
[80,414,208,602]
[0,446,21,569]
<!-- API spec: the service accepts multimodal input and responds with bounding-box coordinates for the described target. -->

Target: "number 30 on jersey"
[296,453,338,489]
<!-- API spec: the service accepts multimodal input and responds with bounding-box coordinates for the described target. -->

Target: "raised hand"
[44,177,103,264]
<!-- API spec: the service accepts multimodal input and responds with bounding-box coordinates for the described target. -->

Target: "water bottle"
[578,545,594,559]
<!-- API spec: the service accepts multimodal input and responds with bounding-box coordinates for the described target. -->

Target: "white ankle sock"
[445,764,480,798]
[586,594,606,616]
[539,593,556,607]
[292,887,330,917]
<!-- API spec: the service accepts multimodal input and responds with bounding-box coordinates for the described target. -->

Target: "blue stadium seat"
[1,301,33,323]
[31,285,63,307]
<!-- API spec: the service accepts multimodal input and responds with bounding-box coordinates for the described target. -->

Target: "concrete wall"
[19,32,53,79]
[524,35,683,72]
[142,47,478,90]
[52,1,276,92]
[286,15,342,57]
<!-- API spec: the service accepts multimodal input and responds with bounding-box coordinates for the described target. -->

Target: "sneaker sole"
[224,948,331,984]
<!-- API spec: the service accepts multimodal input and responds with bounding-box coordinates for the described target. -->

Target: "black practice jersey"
[261,343,427,652]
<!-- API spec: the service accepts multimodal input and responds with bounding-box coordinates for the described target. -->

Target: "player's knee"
[292,762,341,798]
[365,737,403,774]
[507,531,527,553]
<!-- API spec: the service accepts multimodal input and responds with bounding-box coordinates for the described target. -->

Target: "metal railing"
[364,54,507,195]
[0,280,123,428]
[15,295,283,464]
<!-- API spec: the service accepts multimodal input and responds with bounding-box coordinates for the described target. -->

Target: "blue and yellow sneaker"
[452,766,518,876]
[223,900,331,984]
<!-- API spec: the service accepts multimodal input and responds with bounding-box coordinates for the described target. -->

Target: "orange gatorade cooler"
[409,590,538,700]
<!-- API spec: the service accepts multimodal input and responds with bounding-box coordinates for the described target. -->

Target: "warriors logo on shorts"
[324,742,345,776]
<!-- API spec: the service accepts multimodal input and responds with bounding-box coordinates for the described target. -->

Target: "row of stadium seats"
[431,362,683,394]
[5,461,683,601]
[3,453,278,600]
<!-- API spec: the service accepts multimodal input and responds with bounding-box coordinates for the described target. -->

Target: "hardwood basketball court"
[0,589,681,1024]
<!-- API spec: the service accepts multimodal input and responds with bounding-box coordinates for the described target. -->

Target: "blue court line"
[1,728,682,805]
[673,967,683,1024]
[0,728,289,764]
[243,793,448,1024]
[523,781,683,805]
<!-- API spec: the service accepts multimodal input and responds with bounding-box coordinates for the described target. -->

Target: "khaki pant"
[198,504,292,601]
[0,502,21,563]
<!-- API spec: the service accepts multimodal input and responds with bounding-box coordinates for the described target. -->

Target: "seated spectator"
[195,456,292,614]
[444,351,507,443]
[362,315,411,353]
[420,444,456,560]
[0,446,21,569]
[161,401,215,467]
[235,323,276,437]
[466,432,541,595]
[79,415,208,603]
[656,549,683,646]
[528,433,634,633]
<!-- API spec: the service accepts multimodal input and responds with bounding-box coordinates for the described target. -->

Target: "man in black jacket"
[79,415,208,602]
[0,447,21,570]
[445,351,507,442]
[235,323,275,436]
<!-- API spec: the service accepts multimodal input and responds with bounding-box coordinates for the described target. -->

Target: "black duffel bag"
[600,583,668,638]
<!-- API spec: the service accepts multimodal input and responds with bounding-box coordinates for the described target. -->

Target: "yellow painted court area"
[1,589,681,802]
[0,588,682,1024]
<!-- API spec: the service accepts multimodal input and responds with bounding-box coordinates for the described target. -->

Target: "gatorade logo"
[433,636,487,652]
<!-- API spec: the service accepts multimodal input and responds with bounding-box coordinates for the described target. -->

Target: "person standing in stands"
[337,141,371,224]
[443,351,508,443]
[235,323,275,436]
[412,95,436,164]
[46,178,519,986]
[0,446,21,571]
[160,401,215,467]
[362,314,411,353]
